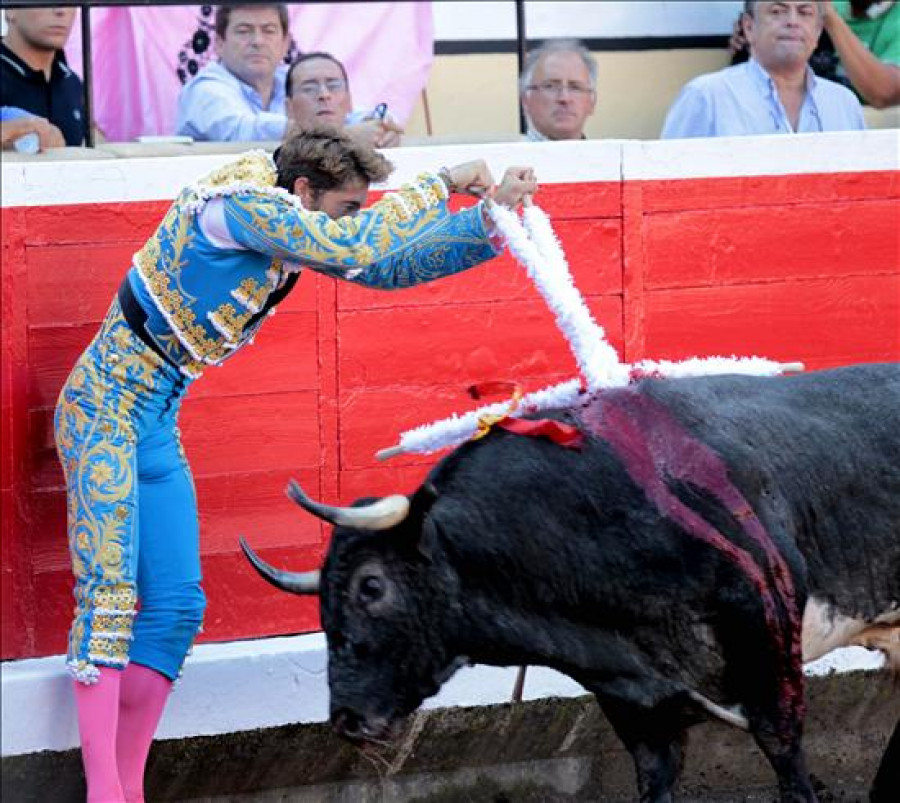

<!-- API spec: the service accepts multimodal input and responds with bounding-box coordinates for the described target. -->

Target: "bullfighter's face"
[292,176,369,220]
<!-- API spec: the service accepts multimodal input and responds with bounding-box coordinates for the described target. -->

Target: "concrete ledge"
[1,633,881,758]
[5,130,898,207]
[3,670,897,802]
[0,634,589,757]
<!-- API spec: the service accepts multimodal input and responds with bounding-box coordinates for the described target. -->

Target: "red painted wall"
[2,171,898,660]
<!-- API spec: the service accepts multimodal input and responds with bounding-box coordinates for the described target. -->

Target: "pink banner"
[66,3,433,142]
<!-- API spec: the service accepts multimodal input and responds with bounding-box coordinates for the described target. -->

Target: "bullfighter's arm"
[220,173,500,288]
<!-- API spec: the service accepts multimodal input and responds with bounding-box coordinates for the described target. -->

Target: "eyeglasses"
[294,78,348,98]
[527,81,594,97]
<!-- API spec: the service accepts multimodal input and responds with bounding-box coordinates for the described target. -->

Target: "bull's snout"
[331,708,392,744]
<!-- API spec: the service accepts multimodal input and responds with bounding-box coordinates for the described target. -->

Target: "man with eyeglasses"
[285,52,403,149]
[177,5,400,146]
[662,1,864,138]
[519,39,598,141]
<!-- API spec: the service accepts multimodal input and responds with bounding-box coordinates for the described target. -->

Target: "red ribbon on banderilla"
[468,381,584,450]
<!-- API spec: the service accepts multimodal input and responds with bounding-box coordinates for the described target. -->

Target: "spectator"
[176,6,399,145]
[176,3,291,141]
[285,52,403,148]
[823,0,900,107]
[662,1,865,138]
[519,39,598,141]
[0,6,85,146]
[1,105,65,152]
[728,7,851,87]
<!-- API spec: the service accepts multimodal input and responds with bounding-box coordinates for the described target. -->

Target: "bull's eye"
[358,574,385,604]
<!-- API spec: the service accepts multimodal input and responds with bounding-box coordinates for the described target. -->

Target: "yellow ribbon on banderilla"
[468,381,524,441]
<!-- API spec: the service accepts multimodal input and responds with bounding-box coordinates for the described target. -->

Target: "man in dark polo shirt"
[1,6,85,147]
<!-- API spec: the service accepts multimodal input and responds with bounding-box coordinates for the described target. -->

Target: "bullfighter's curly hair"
[274,124,393,194]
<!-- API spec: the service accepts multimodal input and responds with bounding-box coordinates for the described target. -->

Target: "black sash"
[117,271,301,369]
[117,278,179,368]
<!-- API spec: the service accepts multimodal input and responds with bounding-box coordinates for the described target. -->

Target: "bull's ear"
[416,514,443,562]
[410,482,438,519]
[402,482,440,561]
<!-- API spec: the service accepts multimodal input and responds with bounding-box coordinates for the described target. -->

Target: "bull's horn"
[286,479,409,530]
[239,536,320,595]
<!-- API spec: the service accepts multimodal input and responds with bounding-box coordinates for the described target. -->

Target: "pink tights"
[74,663,172,803]
[74,667,123,802]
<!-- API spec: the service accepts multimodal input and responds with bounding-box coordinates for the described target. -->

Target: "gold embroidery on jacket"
[231,277,268,314]
[55,302,160,670]
[202,151,278,189]
[133,153,279,365]
[131,156,455,366]
[226,188,442,273]
[208,303,252,345]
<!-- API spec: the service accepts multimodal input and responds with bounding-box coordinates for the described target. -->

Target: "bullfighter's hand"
[442,159,495,198]
[492,166,538,210]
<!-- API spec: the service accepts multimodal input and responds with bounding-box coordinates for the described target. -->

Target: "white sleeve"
[198,198,247,250]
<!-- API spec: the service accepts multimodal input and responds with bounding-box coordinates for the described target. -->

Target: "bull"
[242,362,899,802]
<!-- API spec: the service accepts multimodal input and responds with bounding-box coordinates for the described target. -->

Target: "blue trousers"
[54,299,206,682]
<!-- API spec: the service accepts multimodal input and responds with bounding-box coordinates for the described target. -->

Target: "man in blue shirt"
[662,1,865,138]
[176,4,400,146]
[176,4,291,142]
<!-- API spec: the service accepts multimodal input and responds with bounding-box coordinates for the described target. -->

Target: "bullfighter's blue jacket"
[129,150,499,377]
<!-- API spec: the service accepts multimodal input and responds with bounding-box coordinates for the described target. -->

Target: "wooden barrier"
[2,132,897,661]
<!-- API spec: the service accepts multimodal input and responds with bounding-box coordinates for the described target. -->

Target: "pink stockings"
[74,663,172,803]
[117,663,172,802]
[74,667,123,802]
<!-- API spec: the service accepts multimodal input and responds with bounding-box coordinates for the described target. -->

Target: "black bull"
[242,362,900,802]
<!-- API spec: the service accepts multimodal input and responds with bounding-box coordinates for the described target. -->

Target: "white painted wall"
[432,1,744,41]
[3,131,898,208]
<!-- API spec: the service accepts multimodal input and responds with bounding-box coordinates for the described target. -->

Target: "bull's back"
[642,363,900,617]
[643,363,900,467]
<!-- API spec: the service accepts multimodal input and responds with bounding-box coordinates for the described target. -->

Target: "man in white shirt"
[662,1,864,138]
